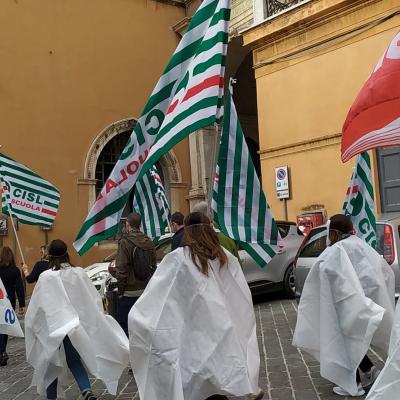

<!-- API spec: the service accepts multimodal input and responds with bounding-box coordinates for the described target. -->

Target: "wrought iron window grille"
[265,0,305,17]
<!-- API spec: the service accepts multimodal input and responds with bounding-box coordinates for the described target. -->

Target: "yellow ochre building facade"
[242,0,400,222]
[0,0,191,269]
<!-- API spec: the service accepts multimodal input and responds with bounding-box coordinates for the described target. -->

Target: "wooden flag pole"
[161,200,172,234]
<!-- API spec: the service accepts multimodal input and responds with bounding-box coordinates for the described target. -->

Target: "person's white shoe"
[333,384,365,397]
[361,366,380,388]
[246,388,264,400]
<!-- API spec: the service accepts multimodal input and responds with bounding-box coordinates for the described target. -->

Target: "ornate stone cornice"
[173,17,191,36]
[259,133,342,159]
[155,0,185,7]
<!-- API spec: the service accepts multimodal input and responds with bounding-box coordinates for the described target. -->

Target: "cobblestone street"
[0,295,385,400]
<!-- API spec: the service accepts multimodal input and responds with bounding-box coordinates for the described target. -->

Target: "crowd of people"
[0,208,399,399]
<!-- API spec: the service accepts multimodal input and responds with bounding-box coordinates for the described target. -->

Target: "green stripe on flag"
[74,0,230,254]
[212,88,281,268]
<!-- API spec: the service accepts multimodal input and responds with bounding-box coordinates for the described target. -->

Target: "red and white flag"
[341,31,400,162]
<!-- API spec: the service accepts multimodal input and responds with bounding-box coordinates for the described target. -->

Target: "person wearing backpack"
[116,212,156,337]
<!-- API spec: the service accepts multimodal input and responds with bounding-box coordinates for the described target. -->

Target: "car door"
[294,226,327,301]
[242,223,302,286]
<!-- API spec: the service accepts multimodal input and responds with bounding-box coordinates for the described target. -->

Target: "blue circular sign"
[277,169,286,180]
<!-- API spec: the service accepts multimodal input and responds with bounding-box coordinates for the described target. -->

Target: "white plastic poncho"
[367,301,400,399]
[293,235,395,396]
[25,266,130,396]
[129,247,260,400]
[0,277,23,337]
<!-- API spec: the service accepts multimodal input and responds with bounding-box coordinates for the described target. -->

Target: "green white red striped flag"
[0,152,60,227]
[212,89,282,267]
[74,0,230,255]
[132,166,170,240]
[342,151,376,248]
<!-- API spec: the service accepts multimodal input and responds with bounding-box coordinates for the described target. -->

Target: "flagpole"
[207,123,221,217]
[207,78,235,218]
[160,195,172,233]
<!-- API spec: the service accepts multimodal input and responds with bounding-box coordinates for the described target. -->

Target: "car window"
[277,224,290,238]
[299,228,327,258]
[156,239,171,263]
[375,223,385,256]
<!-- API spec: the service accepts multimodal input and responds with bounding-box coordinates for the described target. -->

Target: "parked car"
[241,221,304,297]
[104,221,303,304]
[294,213,400,303]
[85,252,116,298]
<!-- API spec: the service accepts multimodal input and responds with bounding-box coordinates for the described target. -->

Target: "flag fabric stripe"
[0,168,60,195]
[343,152,376,248]
[132,166,170,240]
[212,89,281,268]
[341,31,400,162]
[74,0,230,254]
[0,153,60,227]
[0,153,57,184]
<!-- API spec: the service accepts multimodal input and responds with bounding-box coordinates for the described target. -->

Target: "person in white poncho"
[366,299,400,399]
[128,212,261,400]
[25,240,130,400]
[293,214,395,397]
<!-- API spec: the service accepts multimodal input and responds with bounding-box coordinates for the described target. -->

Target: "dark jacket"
[0,264,25,309]
[171,227,184,251]
[116,228,156,296]
[25,260,49,283]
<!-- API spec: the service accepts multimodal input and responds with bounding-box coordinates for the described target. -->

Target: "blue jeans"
[46,336,91,400]
[117,296,137,337]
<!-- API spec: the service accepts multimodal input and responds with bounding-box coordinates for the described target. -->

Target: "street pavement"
[0,294,385,400]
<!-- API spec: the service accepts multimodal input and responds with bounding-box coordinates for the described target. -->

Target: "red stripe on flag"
[182,75,223,103]
[346,185,359,195]
[167,100,179,115]
[42,208,57,217]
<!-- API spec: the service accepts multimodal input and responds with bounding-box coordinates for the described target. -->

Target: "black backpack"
[132,246,156,281]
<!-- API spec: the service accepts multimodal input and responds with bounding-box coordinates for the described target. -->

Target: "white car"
[85,257,114,298]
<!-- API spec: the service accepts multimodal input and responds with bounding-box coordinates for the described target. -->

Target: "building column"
[187,126,219,210]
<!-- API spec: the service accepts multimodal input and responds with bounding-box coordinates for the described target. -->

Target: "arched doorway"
[83,118,183,216]
[94,131,165,217]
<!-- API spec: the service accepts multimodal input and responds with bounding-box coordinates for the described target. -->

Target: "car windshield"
[277,224,290,238]
[298,227,327,258]
[375,223,386,257]
[299,223,387,258]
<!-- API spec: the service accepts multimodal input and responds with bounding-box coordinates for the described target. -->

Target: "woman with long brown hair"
[0,246,25,366]
[129,212,260,400]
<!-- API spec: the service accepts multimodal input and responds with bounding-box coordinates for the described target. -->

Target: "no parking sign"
[275,166,290,199]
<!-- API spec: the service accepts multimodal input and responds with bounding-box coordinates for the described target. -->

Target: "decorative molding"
[84,118,137,180]
[259,133,341,159]
[173,17,191,36]
[77,178,97,186]
[158,150,183,183]
[81,117,183,209]
[155,0,185,7]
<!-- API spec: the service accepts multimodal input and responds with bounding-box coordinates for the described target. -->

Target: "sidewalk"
[0,296,385,399]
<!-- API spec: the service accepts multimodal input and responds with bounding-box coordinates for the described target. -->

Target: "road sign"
[275,166,290,199]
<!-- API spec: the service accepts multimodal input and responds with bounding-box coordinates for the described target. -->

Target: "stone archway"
[82,117,183,209]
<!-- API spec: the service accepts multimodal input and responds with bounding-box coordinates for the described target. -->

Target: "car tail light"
[383,224,395,265]
[108,260,117,277]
